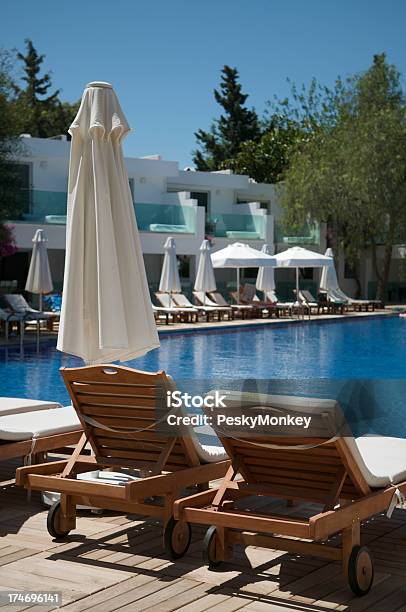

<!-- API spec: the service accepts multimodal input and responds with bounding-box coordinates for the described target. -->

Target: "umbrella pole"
[37,320,40,354]
[296,267,301,320]
[39,292,43,312]
[237,268,240,300]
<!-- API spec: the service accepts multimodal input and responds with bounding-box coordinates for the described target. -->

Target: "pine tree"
[193,66,261,170]
[16,39,79,138]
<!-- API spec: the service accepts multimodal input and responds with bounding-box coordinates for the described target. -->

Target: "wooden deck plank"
[2,458,406,611]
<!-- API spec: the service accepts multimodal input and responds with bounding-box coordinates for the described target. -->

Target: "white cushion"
[0,397,62,417]
[163,375,228,464]
[350,435,406,488]
[0,406,81,441]
[205,390,406,488]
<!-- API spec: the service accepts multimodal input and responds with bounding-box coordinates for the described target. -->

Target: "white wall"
[12,137,276,260]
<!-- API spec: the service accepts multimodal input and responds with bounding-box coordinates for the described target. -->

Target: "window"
[190,192,210,214]
[8,163,31,215]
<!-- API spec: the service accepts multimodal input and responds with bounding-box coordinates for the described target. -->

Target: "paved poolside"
[1,458,406,611]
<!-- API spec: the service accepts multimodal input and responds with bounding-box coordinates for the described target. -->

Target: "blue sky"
[1,0,406,167]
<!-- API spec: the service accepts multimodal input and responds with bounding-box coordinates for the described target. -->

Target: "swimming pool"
[1,315,405,436]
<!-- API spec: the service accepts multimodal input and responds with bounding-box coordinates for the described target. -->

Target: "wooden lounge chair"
[0,307,26,343]
[326,289,379,312]
[169,391,406,596]
[154,293,198,323]
[240,284,278,318]
[206,291,253,320]
[318,291,346,314]
[0,399,82,463]
[264,290,296,316]
[229,291,263,318]
[16,365,230,554]
[172,293,232,322]
[297,289,323,315]
[300,288,345,315]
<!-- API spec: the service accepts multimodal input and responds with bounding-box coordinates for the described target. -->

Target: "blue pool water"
[1,315,406,436]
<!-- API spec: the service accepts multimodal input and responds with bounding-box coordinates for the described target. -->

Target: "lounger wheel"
[47,501,71,540]
[202,525,223,569]
[164,517,192,559]
[348,545,374,596]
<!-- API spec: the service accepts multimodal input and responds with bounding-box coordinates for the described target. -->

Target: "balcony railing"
[206,213,266,240]
[134,202,196,234]
[13,191,197,234]
[274,221,320,245]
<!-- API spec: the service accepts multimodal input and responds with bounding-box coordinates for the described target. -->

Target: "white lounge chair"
[264,290,296,315]
[0,307,26,345]
[155,293,198,323]
[0,397,61,417]
[173,293,232,322]
[0,401,82,462]
[5,294,55,320]
[326,288,379,312]
[200,291,251,319]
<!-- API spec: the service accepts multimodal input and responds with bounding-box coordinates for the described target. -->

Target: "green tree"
[223,115,303,183]
[193,65,261,170]
[280,54,406,301]
[0,50,25,222]
[16,39,79,138]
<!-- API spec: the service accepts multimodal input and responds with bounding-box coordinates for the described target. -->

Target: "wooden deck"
[2,459,406,611]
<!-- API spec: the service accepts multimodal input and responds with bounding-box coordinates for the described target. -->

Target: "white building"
[1,135,333,300]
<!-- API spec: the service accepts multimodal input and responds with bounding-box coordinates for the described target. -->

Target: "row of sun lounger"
[153,285,382,325]
[0,293,59,340]
[2,363,403,596]
[0,289,381,335]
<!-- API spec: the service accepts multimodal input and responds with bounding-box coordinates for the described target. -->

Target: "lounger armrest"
[173,488,217,519]
[16,456,97,487]
[309,482,406,541]
[124,459,231,500]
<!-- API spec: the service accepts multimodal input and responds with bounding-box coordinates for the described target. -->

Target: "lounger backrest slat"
[61,365,200,472]
[204,391,371,502]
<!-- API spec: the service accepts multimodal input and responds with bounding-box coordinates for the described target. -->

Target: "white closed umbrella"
[57,81,159,364]
[256,244,275,292]
[320,248,350,302]
[274,246,333,302]
[25,229,53,311]
[320,248,339,292]
[194,240,216,305]
[211,242,276,296]
[159,237,181,305]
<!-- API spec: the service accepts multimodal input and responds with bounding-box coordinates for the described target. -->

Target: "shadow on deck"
[1,459,406,611]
